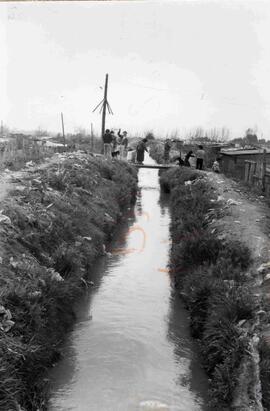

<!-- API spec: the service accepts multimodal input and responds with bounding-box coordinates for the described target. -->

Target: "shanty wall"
[220,153,270,180]
[220,152,270,195]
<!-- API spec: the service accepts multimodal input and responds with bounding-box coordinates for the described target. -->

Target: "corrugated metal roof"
[220,149,270,156]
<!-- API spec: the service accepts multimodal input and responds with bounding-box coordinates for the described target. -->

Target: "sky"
[1,0,270,139]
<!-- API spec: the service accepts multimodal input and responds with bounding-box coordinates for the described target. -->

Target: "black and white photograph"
[1,1,270,410]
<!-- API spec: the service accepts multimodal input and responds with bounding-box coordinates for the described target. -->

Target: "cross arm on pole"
[92,98,105,113]
[106,101,113,115]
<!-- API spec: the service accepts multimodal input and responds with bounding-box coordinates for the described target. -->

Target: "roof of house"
[220,148,270,156]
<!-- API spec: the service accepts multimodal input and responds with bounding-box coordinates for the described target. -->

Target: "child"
[212,159,220,173]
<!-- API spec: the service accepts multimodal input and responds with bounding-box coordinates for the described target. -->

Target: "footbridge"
[93,153,176,169]
[132,163,177,170]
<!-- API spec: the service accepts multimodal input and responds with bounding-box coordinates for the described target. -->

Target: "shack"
[220,148,270,179]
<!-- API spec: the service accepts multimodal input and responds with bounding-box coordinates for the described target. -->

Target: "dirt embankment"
[159,167,270,411]
[0,152,137,411]
[206,173,270,411]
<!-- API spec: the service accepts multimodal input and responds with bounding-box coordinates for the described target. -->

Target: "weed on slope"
[0,153,137,410]
[160,167,262,409]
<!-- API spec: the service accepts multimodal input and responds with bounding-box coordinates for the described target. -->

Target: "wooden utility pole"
[61,112,66,148]
[92,74,113,145]
[262,148,266,192]
[91,122,94,152]
[101,74,108,139]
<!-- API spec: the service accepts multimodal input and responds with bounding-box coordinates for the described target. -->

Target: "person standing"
[102,129,112,159]
[118,129,128,159]
[111,130,120,158]
[163,139,171,163]
[196,145,206,170]
[136,138,148,164]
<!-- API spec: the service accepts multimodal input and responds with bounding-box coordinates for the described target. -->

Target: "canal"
[48,155,208,411]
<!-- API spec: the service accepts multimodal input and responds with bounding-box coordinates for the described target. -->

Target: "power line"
[124,80,270,109]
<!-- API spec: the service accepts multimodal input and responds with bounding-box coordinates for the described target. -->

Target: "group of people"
[165,141,220,172]
[165,141,206,169]
[102,129,149,164]
[103,131,220,172]
[102,129,129,160]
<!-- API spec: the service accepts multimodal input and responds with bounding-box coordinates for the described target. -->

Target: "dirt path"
[206,172,270,263]
[206,171,270,350]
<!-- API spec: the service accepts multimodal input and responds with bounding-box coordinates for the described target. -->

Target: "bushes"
[259,340,270,410]
[206,323,247,408]
[149,141,165,164]
[174,232,222,269]
[160,167,198,193]
[161,167,256,409]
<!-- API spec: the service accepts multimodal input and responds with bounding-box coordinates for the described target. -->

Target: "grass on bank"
[0,153,137,410]
[259,337,270,410]
[159,167,261,409]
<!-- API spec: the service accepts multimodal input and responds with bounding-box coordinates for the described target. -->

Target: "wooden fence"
[244,150,270,194]
[0,138,65,170]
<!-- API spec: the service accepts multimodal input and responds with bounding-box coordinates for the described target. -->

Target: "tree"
[245,128,258,146]
[74,127,87,136]
[194,127,204,139]
[258,139,266,144]
[145,131,155,140]
[0,122,9,137]
[221,126,230,141]
[35,127,48,137]
[230,137,245,147]
[169,129,179,141]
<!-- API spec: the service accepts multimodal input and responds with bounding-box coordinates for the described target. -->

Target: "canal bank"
[0,152,137,410]
[48,154,208,411]
[159,167,265,410]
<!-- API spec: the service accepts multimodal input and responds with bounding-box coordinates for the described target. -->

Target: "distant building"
[220,148,270,179]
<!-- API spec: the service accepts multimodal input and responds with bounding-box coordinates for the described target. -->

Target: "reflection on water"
[48,155,208,411]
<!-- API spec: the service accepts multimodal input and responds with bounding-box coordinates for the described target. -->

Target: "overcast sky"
[1,0,270,139]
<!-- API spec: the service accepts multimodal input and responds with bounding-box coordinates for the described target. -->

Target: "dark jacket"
[103,132,112,144]
[184,151,194,165]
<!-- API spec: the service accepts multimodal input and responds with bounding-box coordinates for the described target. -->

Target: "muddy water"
[48,155,208,411]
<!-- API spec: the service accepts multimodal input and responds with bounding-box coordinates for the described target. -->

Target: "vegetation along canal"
[48,155,208,411]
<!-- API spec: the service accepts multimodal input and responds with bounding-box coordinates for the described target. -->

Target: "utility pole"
[91,122,94,152]
[92,73,113,142]
[262,148,266,192]
[61,112,66,148]
[101,74,108,138]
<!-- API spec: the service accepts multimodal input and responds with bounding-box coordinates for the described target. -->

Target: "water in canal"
[49,155,208,411]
